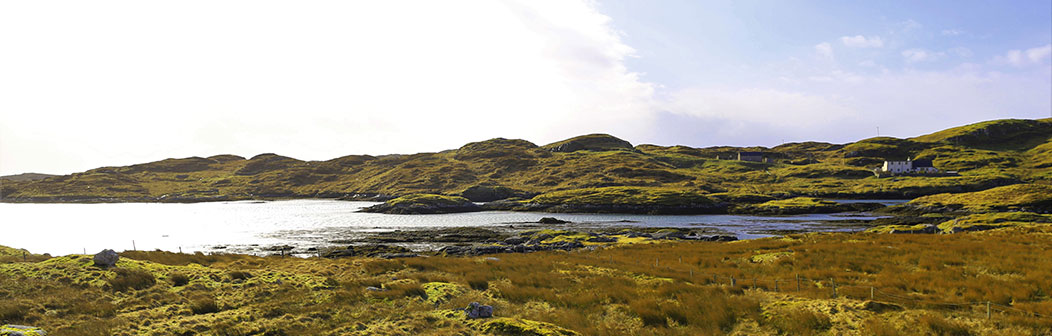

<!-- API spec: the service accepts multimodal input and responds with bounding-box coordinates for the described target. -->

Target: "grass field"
[2,225,1051,335]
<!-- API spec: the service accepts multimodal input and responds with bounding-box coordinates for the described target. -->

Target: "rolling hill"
[1,118,1049,204]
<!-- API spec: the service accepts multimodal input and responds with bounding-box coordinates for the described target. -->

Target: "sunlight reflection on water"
[0,199,892,255]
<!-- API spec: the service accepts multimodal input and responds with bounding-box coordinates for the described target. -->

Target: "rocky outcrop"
[93,249,119,268]
[459,184,529,202]
[350,227,505,244]
[484,201,728,215]
[439,241,585,256]
[464,302,494,319]
[359,194,482,214]
[0,325,47,336]
[537,217,570,224]
[321,244,416,258]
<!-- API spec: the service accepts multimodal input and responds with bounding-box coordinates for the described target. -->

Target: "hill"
[0,173,57,182]
[1,118,1048,206]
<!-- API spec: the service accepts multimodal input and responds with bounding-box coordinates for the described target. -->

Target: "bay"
[0,199,895,256]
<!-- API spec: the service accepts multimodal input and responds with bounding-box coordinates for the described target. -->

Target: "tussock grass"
[189,296,220,315]
[106,268,156,292]
[2,225,1052,335]
[920,314,973,336]
[169,272,190,286]
[764,307,832,335]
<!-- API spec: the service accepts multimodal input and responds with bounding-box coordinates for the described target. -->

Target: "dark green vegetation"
[3,119,1049,212]
[359,194,481,214]
[3,225,1051,335]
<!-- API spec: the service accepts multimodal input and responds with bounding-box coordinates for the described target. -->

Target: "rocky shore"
[284,225,741,259]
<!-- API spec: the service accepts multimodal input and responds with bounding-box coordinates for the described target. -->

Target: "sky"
[1,0,1049,175]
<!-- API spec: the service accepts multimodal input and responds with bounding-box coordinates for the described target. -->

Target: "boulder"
[93,249,119,268]
[503,237,526,245]
[464,302,494,319]
[460,184,524,202]
[0,325,47,336]
[537,217,570,224]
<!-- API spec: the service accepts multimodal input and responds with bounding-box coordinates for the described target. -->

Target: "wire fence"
[574,249,1050,321]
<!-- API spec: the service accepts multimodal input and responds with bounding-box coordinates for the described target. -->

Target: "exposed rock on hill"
[542,134,634,153]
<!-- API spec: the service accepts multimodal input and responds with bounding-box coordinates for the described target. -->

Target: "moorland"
[2,118,1051,335]
[3,118,1050,210]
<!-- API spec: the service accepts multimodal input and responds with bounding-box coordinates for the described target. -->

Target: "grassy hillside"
[0,173,57,182]
[2,118,1049,205]
[906,184,1052,213]
[3,226,1051,335]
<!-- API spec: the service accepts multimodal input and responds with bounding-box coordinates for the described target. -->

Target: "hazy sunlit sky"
[1,0,1050,175]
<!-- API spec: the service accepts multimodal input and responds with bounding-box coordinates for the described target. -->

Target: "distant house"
[737,152,764,162]
[880,158,940,175]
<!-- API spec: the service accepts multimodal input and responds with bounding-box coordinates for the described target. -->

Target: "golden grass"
[2,225,1051,335]
[909,184,1052,211]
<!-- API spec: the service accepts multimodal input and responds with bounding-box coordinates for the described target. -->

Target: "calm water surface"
[0,200,898,256]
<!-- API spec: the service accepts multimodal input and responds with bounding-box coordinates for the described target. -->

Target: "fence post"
[132,240,136,251]
[689,269,693,279]
[796,274,801,291]
[22,251,26,262]
[987,301,991,319]
[731,277,736,287]
[679,256,682,264]
[179,246,183,254]
[831,278,837,298]
[870,287,874,300]
[774,280,779,292]
[655,258,658,267]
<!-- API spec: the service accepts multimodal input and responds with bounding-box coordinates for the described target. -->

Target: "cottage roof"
[912,159,934,168]
[738,151,763,156]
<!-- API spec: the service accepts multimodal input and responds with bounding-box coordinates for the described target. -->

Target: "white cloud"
[661,68,1051,147]
[814,42,834,59]
[898,19,923,32]
[1027,45,1052,62]
[993,44,1052,66]
[840,35,884,48]
[948,47,974,58]
[902,49,944,63]
[0,0,658,174]
[941,29,962,36]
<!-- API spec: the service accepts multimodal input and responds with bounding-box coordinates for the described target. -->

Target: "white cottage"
[881,158,938,174]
